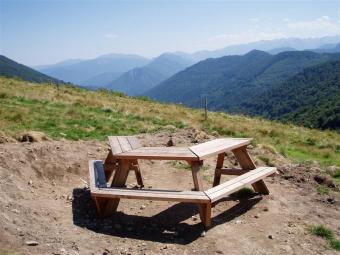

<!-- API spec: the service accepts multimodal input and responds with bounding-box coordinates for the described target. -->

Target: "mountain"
[240,61,340,130]
[106,53,194,95]
[81,72,123,88]
[309,43,340,53]
[0,55,60,83]
[145,51,340,113]
[190,35,340,60]
[268,47,297,55]
[37,54,149,86]
[34,59,83,71]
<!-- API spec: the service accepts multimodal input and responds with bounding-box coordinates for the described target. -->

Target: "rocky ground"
[0,129,339,255]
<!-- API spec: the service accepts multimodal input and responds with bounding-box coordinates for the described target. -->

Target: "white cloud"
[282,18,291,23]
[286,16,340,37]
[104,33,118,39]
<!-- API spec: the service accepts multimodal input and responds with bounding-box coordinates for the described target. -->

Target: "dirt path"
[0,130,339,255]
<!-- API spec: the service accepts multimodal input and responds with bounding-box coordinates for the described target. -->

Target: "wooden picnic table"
[89,136,276,228]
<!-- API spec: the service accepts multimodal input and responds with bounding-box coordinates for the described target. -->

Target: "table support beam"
[232,146,269,194]
[191,161,211,228]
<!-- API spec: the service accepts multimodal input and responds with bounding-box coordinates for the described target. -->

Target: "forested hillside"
[0,55,60,83]
[240,61,340,130]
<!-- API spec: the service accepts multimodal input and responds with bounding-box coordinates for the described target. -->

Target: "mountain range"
[33,35,340,92]
[106,53,194,95]
[35,54,149,86]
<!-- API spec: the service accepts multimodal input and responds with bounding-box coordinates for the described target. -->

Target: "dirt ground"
[0,129,339,255]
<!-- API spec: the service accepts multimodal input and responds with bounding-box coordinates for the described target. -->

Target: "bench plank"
[108,136,123,155]
[116,147,198,160]
[92,188,209,203]
[205,167,276,202]
[189,138,252,160]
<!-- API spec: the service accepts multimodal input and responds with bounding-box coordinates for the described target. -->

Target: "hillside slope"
[240,61,340,130]
[0,77,339,167]
[145,51,340,112]
[107,53,194,95]
[0,55,60,83]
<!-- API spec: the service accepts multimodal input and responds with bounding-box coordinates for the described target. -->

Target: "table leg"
[103,159,131,216]
[232,146,269,194]
[104,150,116,182]
[130,159,144,187]
[213,153,225,187]
[191,161,211,228]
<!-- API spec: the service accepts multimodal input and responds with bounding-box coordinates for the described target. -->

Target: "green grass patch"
[230,187,255,199]
[169,161,191,170]
[309,225,340,251]
[316,185,330,195]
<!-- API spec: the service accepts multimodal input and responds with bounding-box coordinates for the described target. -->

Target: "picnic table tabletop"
[108,136,252,161]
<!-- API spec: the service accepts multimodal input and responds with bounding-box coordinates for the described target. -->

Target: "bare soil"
[0,129,339,255]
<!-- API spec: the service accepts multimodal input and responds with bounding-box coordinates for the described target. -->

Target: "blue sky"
[1,0,340,66]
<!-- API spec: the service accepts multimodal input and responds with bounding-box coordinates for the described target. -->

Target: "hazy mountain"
[107,53,194,95]
[0,55,60,83]
[81,72,123,88]
[240,61,340,130]
[38,54,149,86]
[34,59,83,71]
[190,35,340,60]
[309,43,340,53]
[145,51,340,113]
[268,47,297,55]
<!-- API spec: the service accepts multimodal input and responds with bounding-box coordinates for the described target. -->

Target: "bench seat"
[89,160,209,203]
[204,166,276,202]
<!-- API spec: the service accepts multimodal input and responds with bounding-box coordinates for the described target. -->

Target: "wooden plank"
[213,153,225,187]
[117,136,132,152]
[103,150,116,181]
[116,147,198,160]
[104,159,131,216]
[126,136,142,150]
[92,188,209,203]
[88,160,98,192]
[108,136,123,155]
[205,167,276,202]
[232,146,270,194]
[189,138,252,160]
[190,161,209,225]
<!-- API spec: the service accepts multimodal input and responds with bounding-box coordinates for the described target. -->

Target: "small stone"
[268,235,273,239]
[327,198,335,204]
[140,205,146,210]
[254,215,259,218]
[235,220,242,224]
[263,207,269,212]
[200,231,206,237]
[166,137,175,147]
[216,250,223,254]
[192,216,198,221]
[25,240,39,246]
[161,245,168,250]
[28,179,33,186]
[11,208,20,214]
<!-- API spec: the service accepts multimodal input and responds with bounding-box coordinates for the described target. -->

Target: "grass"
[0,77,339,167]
[316,185,330,195]
[230,187,255,199]
[309,225,340,251]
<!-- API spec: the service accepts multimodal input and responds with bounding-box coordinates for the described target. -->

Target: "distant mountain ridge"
[145,50,340,115]
[37,54,150,86]
[0,55,60,84]
[107,53,194,95]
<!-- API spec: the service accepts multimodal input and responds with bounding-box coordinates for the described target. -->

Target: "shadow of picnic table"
[72,188,262,244]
